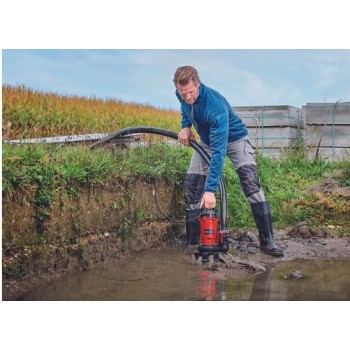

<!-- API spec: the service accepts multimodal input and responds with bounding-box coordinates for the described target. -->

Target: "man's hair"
[173,66,200,87]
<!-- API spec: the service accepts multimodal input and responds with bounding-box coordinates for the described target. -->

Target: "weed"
[73,221,85,233]
[76,243,91,267]
[2,264,26,279]
[118,218,132,239]
[134,208,149,223]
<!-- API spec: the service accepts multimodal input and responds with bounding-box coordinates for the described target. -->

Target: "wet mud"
[3,222,350,301]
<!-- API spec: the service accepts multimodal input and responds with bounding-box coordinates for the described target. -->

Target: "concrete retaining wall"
[233,103,350,160]
[234,105,304,157]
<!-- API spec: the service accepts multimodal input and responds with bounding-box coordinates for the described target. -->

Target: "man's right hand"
[200,192,216,209]
[178,127,196,146]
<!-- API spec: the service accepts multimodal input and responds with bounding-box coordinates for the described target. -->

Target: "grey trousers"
[187,136,266,205]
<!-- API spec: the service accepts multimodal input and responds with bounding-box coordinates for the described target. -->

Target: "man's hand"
[200,192,216,209]
[178,127,196,146]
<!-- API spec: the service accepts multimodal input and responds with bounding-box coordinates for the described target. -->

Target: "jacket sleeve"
[175,90,192,128]
[204,108,229,193]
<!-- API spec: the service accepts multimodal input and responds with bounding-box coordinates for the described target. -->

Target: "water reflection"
[18,248,350,301]
[249,267,276,301]
[199,270,228,301]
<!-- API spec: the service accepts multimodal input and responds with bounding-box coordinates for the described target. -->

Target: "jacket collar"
[194,83,205,105]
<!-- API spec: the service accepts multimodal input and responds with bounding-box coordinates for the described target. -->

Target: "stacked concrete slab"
[234,105,304,157]
[302,102,350,160]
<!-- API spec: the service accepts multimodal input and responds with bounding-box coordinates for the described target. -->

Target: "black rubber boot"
[185,173,206,247]
[250,201,284,257]
[186,209,200,246]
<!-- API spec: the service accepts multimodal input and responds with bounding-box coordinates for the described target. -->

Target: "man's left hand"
[200,192,216,209]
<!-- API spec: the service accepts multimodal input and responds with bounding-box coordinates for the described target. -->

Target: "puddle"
[18,248,350,301]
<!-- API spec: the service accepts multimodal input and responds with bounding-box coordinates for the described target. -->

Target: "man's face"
[176,80,200,105]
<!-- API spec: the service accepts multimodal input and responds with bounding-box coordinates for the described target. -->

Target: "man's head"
[173,66,201,105]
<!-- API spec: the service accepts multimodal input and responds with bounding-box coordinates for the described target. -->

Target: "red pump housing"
[198,209,220,246]
[197,209,229,262]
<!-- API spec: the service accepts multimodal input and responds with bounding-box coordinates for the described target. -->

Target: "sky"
[3,49,350,110]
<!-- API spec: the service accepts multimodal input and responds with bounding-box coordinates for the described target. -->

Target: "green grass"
[2,143,191,199]
[222,148,349,230]
[3,143,349,232]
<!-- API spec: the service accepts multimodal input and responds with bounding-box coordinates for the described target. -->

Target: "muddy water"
[18,248,350,301]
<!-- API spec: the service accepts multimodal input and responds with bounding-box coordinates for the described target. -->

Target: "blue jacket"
[176,83,248,193]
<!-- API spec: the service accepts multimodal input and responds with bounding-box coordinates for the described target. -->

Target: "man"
[173,65,283,257]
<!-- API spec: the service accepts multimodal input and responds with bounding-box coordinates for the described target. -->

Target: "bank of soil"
[2,178,184,300]
[2,221,183,300]
[2,178,350,300]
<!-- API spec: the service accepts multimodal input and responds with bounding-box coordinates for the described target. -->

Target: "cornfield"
[2,85,182,139]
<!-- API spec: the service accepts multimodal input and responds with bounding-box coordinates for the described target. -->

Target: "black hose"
[90,126,228,230]
[152,178,206,224]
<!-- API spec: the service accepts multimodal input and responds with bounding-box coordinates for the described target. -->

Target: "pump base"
[196,241,229,263]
